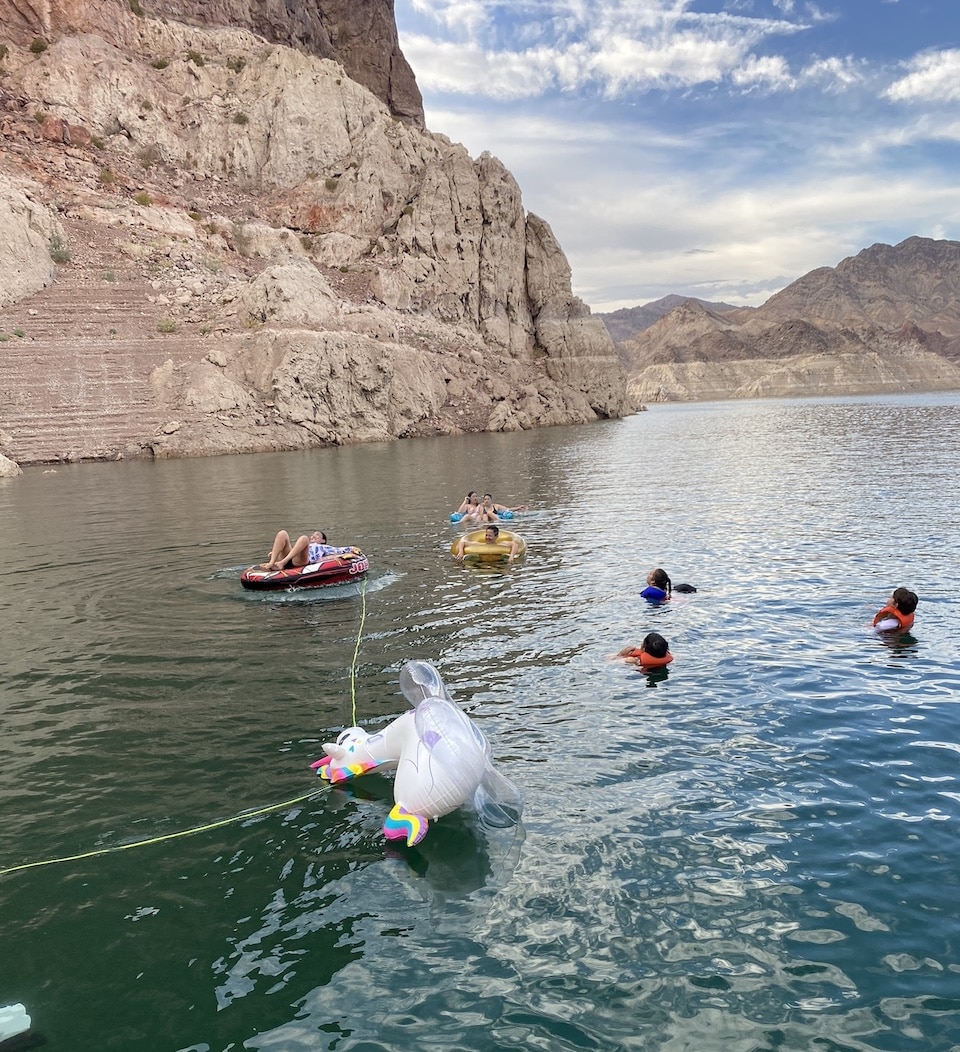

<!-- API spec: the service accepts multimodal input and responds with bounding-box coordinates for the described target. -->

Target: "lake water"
[2,393,960,1052]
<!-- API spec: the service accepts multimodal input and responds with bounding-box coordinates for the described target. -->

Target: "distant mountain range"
[602,237,960,402]
[596,295,741,343]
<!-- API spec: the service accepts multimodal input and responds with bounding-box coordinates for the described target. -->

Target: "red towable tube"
[240,549,369,590]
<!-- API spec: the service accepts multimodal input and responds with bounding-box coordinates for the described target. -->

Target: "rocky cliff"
[0,0,630,467]
[622,238,960,403]
[0,0,424,124]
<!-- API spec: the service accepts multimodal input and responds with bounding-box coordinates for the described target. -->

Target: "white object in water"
[0,1003,30,1042]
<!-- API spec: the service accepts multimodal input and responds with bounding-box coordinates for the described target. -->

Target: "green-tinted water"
[2,395,960,1050]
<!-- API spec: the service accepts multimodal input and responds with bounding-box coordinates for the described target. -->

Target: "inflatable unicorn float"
[311,660,522,847]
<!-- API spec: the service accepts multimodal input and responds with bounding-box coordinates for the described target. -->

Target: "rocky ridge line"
[0,1,630,470]
[621,237,960,403]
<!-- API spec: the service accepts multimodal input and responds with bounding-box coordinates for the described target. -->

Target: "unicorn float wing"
[313,660,522,846]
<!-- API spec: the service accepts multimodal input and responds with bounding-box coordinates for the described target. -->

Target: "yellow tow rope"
[1,573,371,880]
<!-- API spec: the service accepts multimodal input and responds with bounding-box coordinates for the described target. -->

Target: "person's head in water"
[646,568,672,595]
[484,525,500,542]
[641,632,669,660]
[891,587,918,615]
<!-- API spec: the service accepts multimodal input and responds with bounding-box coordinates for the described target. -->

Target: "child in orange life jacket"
[618,632,673,669]
[873,587,918,633]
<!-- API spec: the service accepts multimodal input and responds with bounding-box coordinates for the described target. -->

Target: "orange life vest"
[873,605,915,632]
[623,647,674,669]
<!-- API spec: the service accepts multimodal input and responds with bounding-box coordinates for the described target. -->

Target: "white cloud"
[885,49,960,103]
[410,0,493,37]
[399,2,960,310]
[730,53,795,91]
[797,55,865,90]
[590,31,750,92]
[567,171,960,309]
[402,35,558,98]
[404,0,825,99]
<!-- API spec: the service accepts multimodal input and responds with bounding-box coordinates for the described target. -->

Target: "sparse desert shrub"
[102,271,116,282]
[226,55,246,73]
[186,49,204,67]
[231,221,253,256]
[133,191,152,206]
[13,329,25,338]
[98,168,115,186]
[152,58,169,70]
[48,234,71,263]
[232,112,248,126]
[29,38,47,55]
[138,144,162,169]
[156,318,177,334]
[324,177,338,192]
[0,44,9,63]
[129,0,144,14]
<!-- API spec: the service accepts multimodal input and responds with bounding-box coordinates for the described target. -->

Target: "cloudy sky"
[393,0,960,312]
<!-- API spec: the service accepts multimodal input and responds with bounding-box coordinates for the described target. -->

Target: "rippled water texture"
[1,394,959,1051]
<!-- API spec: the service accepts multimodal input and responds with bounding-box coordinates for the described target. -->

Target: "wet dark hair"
[641,632,669,659]
[487,524,500,538]
[650,568,672,595]
[316,530,327,543]
[892,587,918,615]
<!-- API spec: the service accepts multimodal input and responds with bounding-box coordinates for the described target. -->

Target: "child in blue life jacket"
[640,568,672,602]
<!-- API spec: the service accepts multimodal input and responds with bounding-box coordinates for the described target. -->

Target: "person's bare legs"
[263,529,293,569]
[285,534,311,567]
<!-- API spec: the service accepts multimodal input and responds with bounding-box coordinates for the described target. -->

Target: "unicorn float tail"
[383,804,429,847]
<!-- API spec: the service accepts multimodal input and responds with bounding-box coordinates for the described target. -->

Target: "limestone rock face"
[0,451,24,477]
[0,6,629,466]
[624,238,960,403]
[0,173,62,308]
[0,0,423,124]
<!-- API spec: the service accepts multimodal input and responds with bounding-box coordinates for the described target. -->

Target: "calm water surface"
[1,394,959,1051]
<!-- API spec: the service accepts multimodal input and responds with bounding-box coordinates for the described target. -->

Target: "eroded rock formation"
[0,0,630,465]
[0,0,423,124]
